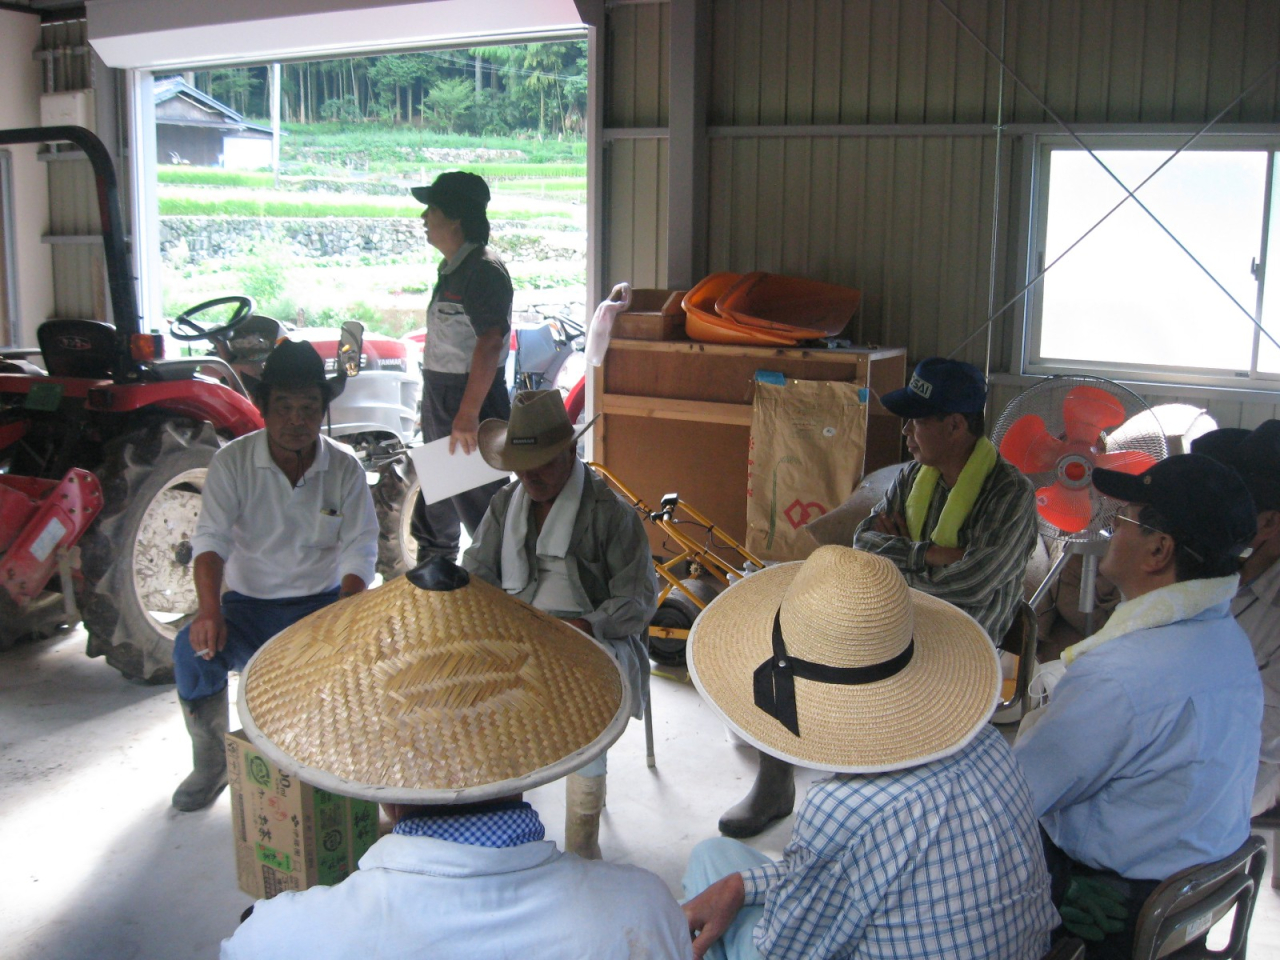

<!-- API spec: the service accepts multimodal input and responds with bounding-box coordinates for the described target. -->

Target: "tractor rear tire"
[372,462,418,580]
[80,419,221,683]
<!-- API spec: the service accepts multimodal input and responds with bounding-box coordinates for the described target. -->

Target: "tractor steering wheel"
[169,296,256,342]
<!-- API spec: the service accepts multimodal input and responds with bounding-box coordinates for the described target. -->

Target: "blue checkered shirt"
[393,802,546,848]
[741,726,1057,959]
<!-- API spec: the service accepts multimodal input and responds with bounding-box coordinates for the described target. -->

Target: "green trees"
[186,41,587,139]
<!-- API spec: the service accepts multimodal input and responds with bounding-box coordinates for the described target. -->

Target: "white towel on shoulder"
[500,458,586,594]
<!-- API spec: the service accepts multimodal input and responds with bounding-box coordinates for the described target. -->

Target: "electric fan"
[991,376,1169,634]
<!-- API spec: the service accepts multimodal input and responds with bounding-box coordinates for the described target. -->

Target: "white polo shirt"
[190,430,378,599]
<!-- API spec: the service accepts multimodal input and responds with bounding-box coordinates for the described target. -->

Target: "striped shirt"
[1236,559,1280,773]
[853,455,1037,642]
[740,725,1057,960]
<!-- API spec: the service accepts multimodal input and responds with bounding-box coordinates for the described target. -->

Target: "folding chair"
[1130,835,1266,959]
[1250,802,1280,890]
[992,599,1038,724]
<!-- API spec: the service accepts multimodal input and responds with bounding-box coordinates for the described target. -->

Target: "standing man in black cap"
[409,171,513,564]
[171,340,379,812]
[1191,420,1280,815]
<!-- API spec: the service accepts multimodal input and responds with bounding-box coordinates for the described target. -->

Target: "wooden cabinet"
[589,340,907,555]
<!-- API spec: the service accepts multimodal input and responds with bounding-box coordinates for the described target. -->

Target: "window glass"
[1038,148,1267,373]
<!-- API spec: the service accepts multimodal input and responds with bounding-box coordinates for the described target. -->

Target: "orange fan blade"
[1036,482,1093,534]
[1094,450,1160,475]
[1062,385,1127,445]
[1000,415,1064,473]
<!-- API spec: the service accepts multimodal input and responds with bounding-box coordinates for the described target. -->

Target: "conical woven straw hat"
[689,546,999,773]
[237,562,629,803]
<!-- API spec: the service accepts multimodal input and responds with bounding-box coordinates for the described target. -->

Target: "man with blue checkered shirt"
[682,546,1057,960]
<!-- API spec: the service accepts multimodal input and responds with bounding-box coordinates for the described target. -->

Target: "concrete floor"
[4,625,1280,959]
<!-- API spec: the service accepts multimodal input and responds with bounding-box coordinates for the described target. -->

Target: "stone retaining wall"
[160,216,582,264]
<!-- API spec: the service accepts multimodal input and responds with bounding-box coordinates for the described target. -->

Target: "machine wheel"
[371,461,418,580]
[80,419,221,683]
[647,577,722,667]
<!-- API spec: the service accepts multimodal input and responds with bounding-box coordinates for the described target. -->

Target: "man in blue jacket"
[1014,455,1261,958]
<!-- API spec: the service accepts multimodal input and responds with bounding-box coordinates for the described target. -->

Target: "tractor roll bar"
[0,126,142,381]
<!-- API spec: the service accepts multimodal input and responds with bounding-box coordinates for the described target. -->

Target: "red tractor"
[0,126,416,682]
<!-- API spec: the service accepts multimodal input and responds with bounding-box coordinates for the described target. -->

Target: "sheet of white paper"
[410,437,510,505]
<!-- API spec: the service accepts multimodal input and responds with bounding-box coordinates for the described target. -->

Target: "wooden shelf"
[593,340,907,556]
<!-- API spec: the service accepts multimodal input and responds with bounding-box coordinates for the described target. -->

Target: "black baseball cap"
[410,171,490,220]
[259,339,336,401]
[1190,420,1280,512]
[881,357,986,419]
[1093,454,1257,559]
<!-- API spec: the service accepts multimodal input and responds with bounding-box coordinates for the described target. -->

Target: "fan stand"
[1028,539,1110,638]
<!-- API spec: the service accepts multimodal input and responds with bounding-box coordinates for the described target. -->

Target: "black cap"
[259,339,333,400]
[881,357,987,419]
[1092,454,1257,559]
[1190,420,1280,512]
[410,171,490,220]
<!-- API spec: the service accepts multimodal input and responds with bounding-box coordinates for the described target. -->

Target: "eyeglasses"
[1102,510,1209,563]
[1101,511,1150,539]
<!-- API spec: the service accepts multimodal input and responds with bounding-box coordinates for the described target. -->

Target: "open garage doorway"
[147,44,589,350]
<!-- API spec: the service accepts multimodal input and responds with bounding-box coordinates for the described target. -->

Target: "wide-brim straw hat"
[478,389,599,472]
[237,559,630,803]
[688,545,999,774]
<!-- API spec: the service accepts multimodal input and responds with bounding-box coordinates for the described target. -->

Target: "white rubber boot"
[564,773,606,860]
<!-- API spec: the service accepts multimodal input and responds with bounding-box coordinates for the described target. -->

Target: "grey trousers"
[410,370,511,564]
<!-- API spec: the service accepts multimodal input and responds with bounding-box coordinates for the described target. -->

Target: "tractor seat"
[37,319,116,379]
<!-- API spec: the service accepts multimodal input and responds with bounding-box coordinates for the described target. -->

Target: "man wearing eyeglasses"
[1013,455,1261,959]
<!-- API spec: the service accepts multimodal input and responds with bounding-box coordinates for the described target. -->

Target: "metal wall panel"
[706,133,1010,368]
[706,0,1280,126]
[47,160,102,237]
[606,2,669,128]
[51,245,102,322]
[604,136,668,290]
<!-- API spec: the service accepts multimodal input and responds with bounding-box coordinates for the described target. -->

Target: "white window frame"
[1018,130,1280,393]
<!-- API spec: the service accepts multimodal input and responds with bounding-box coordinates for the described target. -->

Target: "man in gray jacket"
[463,390,658,858]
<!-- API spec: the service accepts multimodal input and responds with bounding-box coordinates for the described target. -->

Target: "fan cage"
[990,375,1168,543]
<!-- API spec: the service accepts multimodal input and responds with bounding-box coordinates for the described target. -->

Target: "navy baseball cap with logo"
[880,357,987,419]
[1093,454,1257,559]
[410,171,490,220]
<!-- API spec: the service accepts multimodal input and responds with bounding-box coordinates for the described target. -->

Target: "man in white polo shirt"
[170,340,378,812]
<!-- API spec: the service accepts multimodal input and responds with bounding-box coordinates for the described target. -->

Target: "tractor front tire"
[372,461,419,580]
[80,420,221,683]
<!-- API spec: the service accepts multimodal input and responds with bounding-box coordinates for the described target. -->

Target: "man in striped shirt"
[718,358,1039,840]
[853,357,1038,645]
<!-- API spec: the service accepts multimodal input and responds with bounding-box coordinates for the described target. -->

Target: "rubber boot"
[564,773,606,860]
[718,751,795,839]
[172,688,229,812]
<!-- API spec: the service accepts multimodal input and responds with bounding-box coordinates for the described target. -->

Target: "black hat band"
[752,609,915,736]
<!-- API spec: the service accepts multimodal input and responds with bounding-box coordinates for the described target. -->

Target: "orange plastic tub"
[682,273,806,345]
[716,272,861,339]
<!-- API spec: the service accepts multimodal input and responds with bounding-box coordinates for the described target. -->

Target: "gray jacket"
[462,466,657,718]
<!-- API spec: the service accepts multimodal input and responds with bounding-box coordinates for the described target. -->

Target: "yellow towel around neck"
[904,436,998,548]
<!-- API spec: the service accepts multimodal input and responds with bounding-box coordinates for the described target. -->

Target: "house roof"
[153,76,273,136]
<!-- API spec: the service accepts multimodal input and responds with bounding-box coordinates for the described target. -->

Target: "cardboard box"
[227,730,379,901]
[612,289,687,340]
